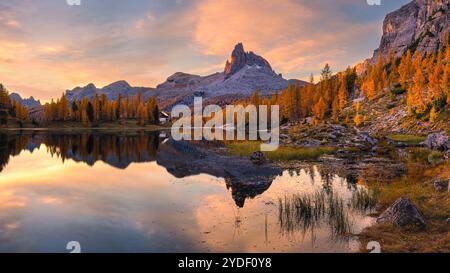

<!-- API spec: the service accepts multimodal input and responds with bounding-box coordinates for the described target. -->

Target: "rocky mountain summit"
[156,42,297,100]
[9,93,41,108]
[224,43,273,79]
[372,0,449,62]
[66,81,155,102]
[65,43,306,109]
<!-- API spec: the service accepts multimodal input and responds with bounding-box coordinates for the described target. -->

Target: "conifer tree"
[313,97,327,121]
[399,50,413,87]
[338,79,348,111]
[100,94,108,120]
[429,106,437,123]
[408,56,426,114]
[427,62,442,103]
[92,94,100,122]
[59,93,69,121]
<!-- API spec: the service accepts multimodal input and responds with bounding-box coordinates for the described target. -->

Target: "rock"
[444,150,450,160]
[296,139,321,147]
[157,72,203,90]
[359,132,378,146]
[423,132,450,151]
[224,43,273,79]
[249,151,268,165]
[433,179,448,192]
[377,197,426,228]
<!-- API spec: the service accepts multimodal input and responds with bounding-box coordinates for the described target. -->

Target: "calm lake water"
[0,131,376,253]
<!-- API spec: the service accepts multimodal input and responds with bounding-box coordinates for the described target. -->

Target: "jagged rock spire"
[224,43,273,79]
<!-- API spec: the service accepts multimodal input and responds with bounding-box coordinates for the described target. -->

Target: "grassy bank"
[387,134,426,145]
[359,161,450,252]
[226,141,336,161]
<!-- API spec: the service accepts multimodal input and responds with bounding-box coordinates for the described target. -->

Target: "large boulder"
[249,151,268,165]
[433,179,449,192]
[423,132,450,151]
[377,197,426,228]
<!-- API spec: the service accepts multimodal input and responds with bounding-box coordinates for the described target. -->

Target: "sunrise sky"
[0,0,410,101]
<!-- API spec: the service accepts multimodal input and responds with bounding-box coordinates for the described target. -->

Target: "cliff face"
[371,0,450,63]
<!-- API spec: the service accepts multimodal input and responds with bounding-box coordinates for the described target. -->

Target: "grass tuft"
[278,190,352,237]
[227,141,336,161]
[387,134,426,145]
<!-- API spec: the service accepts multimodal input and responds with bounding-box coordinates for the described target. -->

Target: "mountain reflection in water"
[0,132,375,252]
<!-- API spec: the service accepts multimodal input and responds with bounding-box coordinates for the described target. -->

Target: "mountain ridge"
[65,43,308,109]
[9,93,41,108]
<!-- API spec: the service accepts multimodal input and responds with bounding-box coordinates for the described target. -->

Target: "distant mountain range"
[65,42,308,110]
[66,81,154,102]
[9,93,41,108]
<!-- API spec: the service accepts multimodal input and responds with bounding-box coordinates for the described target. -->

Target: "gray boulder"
[423,132,450,151]
[359,132,378,146]
[433,179,449,192]
[377,197,426,228]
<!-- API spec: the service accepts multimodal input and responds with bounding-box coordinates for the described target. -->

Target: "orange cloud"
[193,0,315,56]
[192,0,380,80]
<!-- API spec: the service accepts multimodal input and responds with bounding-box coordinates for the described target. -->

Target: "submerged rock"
[377,197,426,228]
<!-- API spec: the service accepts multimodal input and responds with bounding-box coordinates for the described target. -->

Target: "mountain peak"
[224,43,273,79]
[9,92,41,108]
[86,83,96,89]
[104,80,131,89]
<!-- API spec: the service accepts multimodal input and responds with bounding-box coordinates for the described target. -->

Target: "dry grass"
[226,141,336,161]
[387,134,426,145]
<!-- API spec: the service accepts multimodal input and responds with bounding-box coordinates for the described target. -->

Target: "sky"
[0,0,410,101]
